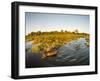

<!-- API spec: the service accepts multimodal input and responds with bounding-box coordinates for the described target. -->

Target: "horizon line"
[26,30,89,35]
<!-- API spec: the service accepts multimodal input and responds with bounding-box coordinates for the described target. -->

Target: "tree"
[37,31,41,35]
[65,30,67,32]
[30,32,34,36]
[61,30,64,33]
[74,29,79,33]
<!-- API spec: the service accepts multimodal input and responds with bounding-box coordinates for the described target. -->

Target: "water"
[25,41,33,49]
[25,38,89,68]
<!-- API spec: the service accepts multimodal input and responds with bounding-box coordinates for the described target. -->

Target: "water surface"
[25,38,89,68]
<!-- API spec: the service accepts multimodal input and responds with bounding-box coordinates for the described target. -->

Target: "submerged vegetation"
[26,30,90,58]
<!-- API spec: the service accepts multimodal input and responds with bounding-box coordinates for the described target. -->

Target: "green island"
[25,30,90,58]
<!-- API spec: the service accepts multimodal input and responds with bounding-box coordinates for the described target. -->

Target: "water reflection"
[25,38,89,68]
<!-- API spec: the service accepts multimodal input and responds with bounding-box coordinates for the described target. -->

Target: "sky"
[25,12,90,35]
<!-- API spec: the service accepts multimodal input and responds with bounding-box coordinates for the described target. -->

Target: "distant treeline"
[26,30,89,37]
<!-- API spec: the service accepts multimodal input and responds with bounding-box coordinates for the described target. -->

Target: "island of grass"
[25,30,90,58]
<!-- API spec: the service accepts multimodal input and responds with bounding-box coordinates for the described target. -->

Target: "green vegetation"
[26,30,90,57]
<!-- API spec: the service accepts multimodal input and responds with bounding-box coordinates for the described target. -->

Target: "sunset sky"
[25,12,90,35]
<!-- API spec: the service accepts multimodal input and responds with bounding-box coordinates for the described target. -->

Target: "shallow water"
[25,38,89,68]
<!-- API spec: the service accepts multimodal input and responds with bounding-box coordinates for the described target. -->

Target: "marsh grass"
[26,31,90,57]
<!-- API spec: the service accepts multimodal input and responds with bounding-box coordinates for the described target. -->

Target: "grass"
[26,31,90,56]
